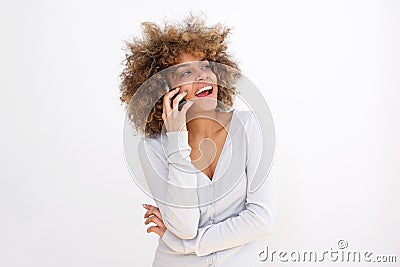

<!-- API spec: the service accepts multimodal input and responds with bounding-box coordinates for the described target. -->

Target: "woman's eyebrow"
[174,59,208,72]
[175,63,191,71]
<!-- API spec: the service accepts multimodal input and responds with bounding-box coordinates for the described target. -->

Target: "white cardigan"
[138,109,276,267]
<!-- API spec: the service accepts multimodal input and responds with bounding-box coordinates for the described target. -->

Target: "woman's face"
[167,53,218,112]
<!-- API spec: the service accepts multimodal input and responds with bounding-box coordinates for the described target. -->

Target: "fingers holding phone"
[162,85,193,132]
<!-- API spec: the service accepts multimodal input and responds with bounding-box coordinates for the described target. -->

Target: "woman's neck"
[186,110,223,137]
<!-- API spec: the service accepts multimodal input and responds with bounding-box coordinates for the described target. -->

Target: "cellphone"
[170,88,187,111]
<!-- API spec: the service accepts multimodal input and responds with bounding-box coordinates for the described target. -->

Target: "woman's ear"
[162,70,173,91]
[159,74,171,92]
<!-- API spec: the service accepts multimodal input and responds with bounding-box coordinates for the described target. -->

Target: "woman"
[119,15,275,267]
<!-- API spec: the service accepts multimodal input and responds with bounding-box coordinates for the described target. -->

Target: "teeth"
[195,85,212,96]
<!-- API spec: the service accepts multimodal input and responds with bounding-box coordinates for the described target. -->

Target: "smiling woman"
[119,14,276,267]
[167,53,219,115]
[119,15,239,138]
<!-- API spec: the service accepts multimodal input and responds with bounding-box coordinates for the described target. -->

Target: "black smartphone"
[170,87,187,111]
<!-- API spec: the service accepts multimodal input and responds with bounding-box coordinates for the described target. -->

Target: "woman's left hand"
[143,204,166,238]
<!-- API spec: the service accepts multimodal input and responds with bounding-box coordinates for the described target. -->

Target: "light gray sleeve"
[161,114,277,256]
[138,131,200,239]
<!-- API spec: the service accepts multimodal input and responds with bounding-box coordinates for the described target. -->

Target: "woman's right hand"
[162,86,193,133]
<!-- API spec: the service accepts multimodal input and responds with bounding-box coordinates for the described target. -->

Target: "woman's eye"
[181,70,191,77]
[202,64,210,69]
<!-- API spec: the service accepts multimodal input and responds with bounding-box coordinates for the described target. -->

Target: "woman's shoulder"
[233,109,258,126]
[234,109,253,117]
[139,133,165,153]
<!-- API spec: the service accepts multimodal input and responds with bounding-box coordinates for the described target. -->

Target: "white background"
[1,0,399,266]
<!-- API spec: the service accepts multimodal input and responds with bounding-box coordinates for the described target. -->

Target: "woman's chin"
[187,98,217,114]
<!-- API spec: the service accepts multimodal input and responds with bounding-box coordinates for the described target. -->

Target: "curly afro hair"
[119,14,240,138]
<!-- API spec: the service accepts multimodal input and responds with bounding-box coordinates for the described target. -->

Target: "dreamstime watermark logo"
[122,61,276,208]
[258,240,397,263]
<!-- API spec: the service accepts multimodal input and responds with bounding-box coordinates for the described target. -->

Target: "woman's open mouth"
[194,85,213,97]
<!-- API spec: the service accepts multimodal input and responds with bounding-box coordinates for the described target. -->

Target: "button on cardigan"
[138,109,276,267]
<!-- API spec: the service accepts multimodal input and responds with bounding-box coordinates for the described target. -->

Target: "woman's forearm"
[139,131,200,239]
[161,167,276,256]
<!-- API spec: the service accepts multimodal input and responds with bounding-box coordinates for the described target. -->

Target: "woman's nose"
[195,70,208,81]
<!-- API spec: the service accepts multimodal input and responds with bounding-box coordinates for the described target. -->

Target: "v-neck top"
[191,109,236,182]
[138,109,276,267]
